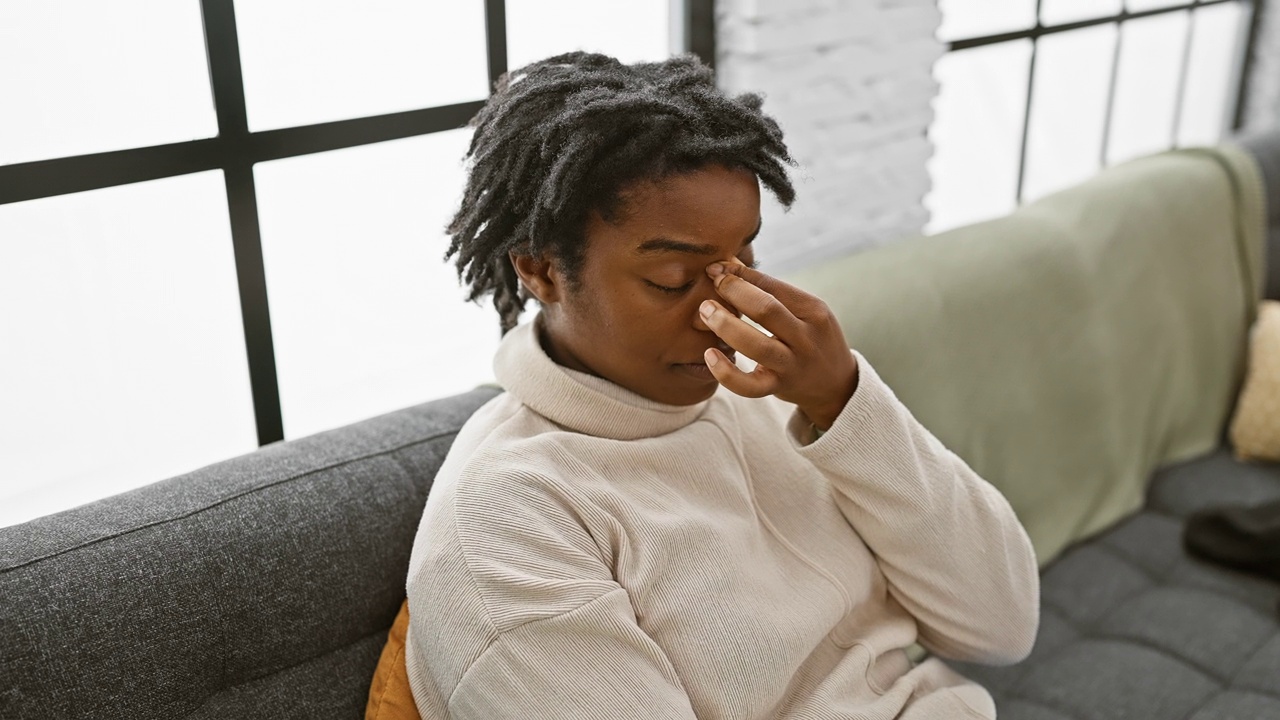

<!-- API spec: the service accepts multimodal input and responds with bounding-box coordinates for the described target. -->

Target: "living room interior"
[3,1,1280,718]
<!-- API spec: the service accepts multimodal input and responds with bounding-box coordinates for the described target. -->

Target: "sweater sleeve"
[787,349,1040,665]
[427,453,700,719]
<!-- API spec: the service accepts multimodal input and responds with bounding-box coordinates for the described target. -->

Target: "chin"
[657,371,720,405]
[621,366,720,406]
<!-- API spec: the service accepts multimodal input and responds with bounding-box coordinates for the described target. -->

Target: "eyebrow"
[634,218,763,257]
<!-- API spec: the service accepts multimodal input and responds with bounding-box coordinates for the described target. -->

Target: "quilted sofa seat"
[948,450,1280,720]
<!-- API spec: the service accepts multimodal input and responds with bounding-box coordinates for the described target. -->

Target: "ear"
[509,250,562,305]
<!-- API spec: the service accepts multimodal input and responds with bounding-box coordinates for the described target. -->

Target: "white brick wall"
[716,0,944,273]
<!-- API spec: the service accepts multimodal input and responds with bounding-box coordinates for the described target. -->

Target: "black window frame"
[0,0,716,447]
[942,0,1263,205]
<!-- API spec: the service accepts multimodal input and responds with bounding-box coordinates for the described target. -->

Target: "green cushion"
[783,145,1267,566]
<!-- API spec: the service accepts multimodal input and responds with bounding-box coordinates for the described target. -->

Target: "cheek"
[609,291,698,345]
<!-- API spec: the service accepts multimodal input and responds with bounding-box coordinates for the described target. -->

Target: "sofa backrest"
[0,387,499,720]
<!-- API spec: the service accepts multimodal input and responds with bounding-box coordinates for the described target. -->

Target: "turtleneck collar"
[493,314,712,440]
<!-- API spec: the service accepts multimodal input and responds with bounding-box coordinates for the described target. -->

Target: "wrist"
[801,366,860,432]
[801,406,839,432]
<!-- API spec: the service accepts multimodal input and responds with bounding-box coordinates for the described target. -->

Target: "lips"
[678,346,736,366]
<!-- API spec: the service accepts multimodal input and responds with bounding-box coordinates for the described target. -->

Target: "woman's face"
[515,163,762,406]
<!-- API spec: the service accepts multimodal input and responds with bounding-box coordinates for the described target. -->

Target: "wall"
[715,0,945,273]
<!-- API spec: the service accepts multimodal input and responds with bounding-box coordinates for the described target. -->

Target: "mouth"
[672,346,736,382]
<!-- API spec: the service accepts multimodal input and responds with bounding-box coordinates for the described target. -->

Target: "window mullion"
[485,0,508,88]
[1014,0,1045,204]
[1098,21,1124,166]
[1170,7,1198,145]
[200,0,284,445]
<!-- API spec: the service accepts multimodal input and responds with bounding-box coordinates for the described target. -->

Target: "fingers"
[706,261,808,347]
[700,299,792,369]
[712,259,825,321]
[703,347,780,398]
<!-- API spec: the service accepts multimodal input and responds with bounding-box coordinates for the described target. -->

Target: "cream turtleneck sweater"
[404,315,1039,719]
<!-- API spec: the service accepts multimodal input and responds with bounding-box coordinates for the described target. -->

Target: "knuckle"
[763,346,791,368]
[755,374,781,398]
[756,294,787,321]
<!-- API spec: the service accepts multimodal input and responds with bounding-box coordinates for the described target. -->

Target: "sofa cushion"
[187,631,386,719]
[946,447,1280,720]
[0,387,501,720]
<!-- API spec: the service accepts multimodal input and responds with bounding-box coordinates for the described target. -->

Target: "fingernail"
[699,301,715,319]
[704,349,718,367]
[707,263,725,277]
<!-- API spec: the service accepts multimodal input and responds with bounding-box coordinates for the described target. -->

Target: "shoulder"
[438,409,610,557]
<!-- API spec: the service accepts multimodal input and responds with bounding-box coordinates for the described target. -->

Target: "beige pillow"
[1229,300,1280,462]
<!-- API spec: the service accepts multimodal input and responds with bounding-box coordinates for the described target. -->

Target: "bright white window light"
[925,40,1033,234]
[234,0,489,132]
[1105,11,1191,165]
[1021,24,1119,202]
[0,0,217,166]
[0,172,257,528]
[506,0,670,70]
[1126,0,1187,11]
[254,129,512,440]
[1177,2,1247,147]
[1040,0,1121,26]
[936,0,1035,42]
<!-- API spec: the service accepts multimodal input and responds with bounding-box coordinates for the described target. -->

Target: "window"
[927,0,1258,234]
[0,0,711,528]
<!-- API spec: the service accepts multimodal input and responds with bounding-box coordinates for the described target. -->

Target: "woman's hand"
[699,258,859,431]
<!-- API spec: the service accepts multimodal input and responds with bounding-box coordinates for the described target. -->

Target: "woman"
[405,52,1039,719]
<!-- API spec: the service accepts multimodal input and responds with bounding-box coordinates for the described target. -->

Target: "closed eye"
[644,257,759,295]
[646,280,695,295]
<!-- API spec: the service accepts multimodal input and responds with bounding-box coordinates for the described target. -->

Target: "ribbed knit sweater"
[404,315,1039,719]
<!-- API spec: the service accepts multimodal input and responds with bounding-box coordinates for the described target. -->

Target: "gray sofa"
[4,134,1280,720]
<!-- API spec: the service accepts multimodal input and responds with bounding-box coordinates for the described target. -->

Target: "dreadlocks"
[444,51,797,335]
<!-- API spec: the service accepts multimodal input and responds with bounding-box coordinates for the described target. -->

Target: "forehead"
[608,165,762,257]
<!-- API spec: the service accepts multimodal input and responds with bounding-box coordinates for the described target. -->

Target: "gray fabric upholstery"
[0,387,501,720]
[947,449,1280,720]
[1234,130,1280,300]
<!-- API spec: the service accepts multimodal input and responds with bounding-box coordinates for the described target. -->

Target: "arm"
[408,457,699,719]
[697,259,1038,666]
[449,589,698,718]
[789,349,1040,665]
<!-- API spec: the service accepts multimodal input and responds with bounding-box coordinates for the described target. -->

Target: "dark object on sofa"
[4,132,1280,719]
[1185,499,1280,585]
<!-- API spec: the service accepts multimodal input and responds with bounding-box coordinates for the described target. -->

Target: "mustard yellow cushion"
[1229,300,1280,462]
[365,600,422,720]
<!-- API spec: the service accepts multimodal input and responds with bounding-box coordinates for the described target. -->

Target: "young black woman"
[403,51,1039,720]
